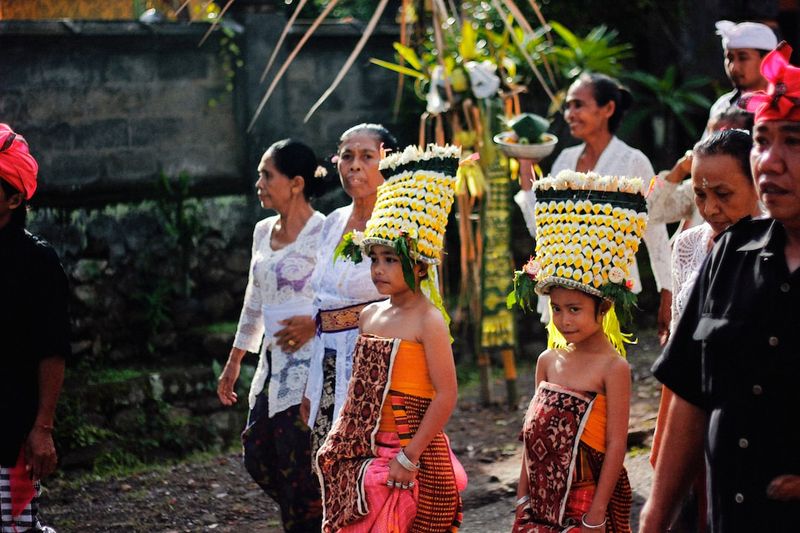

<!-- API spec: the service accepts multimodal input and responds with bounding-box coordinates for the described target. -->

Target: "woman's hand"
[386,456,417,491]
[767,474,800,501]
[275,315,316,353]
[665,151,692,184]
[217,358,241,406]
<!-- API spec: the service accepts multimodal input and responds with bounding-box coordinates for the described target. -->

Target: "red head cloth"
[739,42,800,123]
[0,123,38,200]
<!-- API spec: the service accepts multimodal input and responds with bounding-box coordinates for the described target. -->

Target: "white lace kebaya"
[233,212,325,416]
[669,223,714,334]
[304,205,386,428]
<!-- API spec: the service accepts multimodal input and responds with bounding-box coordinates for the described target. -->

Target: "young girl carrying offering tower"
[508,170,646,533]
[317,144,467,532]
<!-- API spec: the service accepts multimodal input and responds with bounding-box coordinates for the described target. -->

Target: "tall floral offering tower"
[336,143,461,301]
[507,170,648,355]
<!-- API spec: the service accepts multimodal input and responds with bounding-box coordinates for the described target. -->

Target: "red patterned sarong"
[512,382,631,533]
[317,335,464,532]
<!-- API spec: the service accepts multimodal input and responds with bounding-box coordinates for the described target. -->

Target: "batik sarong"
[311,347,338,467]
[242,390,322,533]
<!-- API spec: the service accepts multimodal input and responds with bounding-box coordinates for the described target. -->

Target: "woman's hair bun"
[265,139,331,201]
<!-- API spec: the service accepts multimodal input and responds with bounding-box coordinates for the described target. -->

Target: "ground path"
[42,331,662,532]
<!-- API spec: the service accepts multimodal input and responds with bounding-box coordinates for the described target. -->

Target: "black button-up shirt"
[0,224,71,466]
[653,218,800,533]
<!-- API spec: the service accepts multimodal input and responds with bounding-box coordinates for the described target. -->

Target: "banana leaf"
[370,58,428,80]
[393,42,423,71]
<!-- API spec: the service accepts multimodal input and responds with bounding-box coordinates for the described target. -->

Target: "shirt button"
[752,384,763,395]
[780,282,790,293]
[768,336,779,347]
[734,493,744,504]
[738,438,749,449]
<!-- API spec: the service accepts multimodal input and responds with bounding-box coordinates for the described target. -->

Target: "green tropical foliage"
[622,65,712,141]
[545,22,634,80]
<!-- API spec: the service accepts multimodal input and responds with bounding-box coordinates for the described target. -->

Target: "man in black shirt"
[640,42,800,533]
[0,124,70,533]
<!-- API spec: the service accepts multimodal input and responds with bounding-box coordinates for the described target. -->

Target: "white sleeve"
[513,188,538,237]
[669,231,684,333]
[513,149,572,238]
[232,222,268,353]
[632,153,672,292]
[647,172,695,224]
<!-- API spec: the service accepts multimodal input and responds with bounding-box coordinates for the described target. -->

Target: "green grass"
[52,444,243,488]
[86,367,148,385]
[192,321,238,335]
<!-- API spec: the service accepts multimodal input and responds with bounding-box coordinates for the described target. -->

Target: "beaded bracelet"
[581,513,607,530]
[396,449,420,472]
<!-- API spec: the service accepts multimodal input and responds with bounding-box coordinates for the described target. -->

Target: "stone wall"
[0,15,406,206]
[29,195,261,365]
[0,20,246,206]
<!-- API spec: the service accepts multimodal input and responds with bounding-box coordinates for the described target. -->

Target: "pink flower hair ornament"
[739,41,800,122]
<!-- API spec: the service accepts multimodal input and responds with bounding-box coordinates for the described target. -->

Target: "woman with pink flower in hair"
[217,138,330,532]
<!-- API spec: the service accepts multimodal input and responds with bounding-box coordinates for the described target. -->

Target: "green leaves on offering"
[393,235,418,291]
[333,231,363,264]
[504,112,551,143]
[506,270,538,312]
[600,281,638,327]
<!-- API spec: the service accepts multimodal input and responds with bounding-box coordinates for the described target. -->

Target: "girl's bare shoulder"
[536,348,560,366]
[359,300,388,325]
[417,299,448,336]
[604,351,632,379]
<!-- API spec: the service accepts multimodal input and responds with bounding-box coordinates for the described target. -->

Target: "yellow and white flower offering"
[335,143,461,289]
[362,144,461,264]
[507,169,649,356]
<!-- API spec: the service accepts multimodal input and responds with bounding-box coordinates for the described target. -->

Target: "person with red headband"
[0,124,70,533]
[640,42,800,533]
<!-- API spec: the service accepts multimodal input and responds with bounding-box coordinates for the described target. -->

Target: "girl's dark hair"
[265,138,328,201]
[692,128,754,186]
[577,73,633,133]
[0,179,26,228]
[339,123,399,153]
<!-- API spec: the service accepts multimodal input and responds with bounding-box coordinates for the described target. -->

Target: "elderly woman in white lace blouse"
[298,124,399,459]
[216,139,328,532]
[514,73,673,333]
[647,107,755,238]
[649,128,761,530]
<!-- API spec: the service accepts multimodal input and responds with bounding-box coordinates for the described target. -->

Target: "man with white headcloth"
[707,20,777,131]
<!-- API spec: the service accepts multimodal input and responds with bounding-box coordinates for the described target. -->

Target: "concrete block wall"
[0,21,245,206]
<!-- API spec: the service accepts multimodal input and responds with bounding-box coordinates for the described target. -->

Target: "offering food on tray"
[493,112,558,159]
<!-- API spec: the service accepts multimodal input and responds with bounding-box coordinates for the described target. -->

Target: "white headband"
[716,20,777,51]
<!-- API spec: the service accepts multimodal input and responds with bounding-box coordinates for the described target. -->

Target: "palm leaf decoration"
[304,0,391,122]
[247,0,341,132]
[258,0,309,83]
